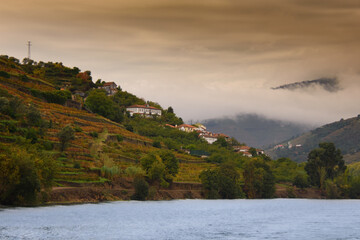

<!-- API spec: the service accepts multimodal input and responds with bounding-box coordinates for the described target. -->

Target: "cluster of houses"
[233,145,264,158]
[165,123,230,144]
[164,123,265,158]
[273,141,302,150]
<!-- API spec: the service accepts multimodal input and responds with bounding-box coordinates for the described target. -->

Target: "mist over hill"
[202,114,314,148]
[266,115,360,163]
[272,77,340,92]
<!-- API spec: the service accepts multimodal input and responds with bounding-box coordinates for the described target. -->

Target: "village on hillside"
[61,79,264,159]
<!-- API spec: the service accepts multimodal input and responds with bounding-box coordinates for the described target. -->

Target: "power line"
[27,41,32,59]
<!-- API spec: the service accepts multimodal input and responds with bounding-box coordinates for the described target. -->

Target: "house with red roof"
[101,82,118,95]
[126,104,162,117]
[176,124,197,133]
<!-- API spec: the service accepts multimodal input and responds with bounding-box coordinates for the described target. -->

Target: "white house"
[201,134,218,144]
[126,104,162,117]
[177,124,197,133]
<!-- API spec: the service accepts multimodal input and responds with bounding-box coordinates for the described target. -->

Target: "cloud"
[1,0,360,125]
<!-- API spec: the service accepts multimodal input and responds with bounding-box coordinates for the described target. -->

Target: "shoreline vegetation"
[1,182,325,208]
[1,55,359,207]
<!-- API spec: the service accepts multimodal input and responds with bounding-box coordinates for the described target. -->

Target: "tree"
[200,169,220,199]
[167,106,174,114]
[140,150,179,186]
[249,147,258,157]
[293,173,309,189]
[215,137,229,148]
[200,161,243,199]
[58,125,75,152]
[0,146,56,205]
[85,89,115,119]
[217,162,244,199]
[305,142,346,188]
[26,104,42,127]
[243,158,275,198]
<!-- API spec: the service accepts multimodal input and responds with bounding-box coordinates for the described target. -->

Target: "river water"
[1,199,360,240]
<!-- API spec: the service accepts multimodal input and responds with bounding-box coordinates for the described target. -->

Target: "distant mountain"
[202,114,314,148]
[266,115,360,163]
[272,77,340,92]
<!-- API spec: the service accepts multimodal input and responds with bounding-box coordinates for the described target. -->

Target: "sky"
[1,0,360,125]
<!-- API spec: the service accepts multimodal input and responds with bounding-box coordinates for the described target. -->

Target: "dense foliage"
[0,145,57,205]
[200,161,244,199]
[305,142,346,188]
[140,150,179,187]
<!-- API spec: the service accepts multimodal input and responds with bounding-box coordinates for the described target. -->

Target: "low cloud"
[1,0,360,125]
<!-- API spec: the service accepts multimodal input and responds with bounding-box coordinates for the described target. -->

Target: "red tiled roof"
[239,146,251,150]
[217,133,230,138]
[202,134,217,138]
[103,82,116,86]
[177,124,197,129]
[127,105,161,110]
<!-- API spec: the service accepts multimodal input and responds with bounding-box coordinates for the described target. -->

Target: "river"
[1,199,360,239]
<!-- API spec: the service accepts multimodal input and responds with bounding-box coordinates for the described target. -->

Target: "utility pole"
[27,41,31,59]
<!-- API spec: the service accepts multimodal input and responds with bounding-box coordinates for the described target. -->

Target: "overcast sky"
[1,0,360,125]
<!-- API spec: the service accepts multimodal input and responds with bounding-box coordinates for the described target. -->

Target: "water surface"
[1,199,360,239]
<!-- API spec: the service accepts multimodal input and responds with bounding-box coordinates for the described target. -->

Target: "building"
[201,134,218,144]
[101,82,118,96]
[234,146,251,153]
[242,152,253,157]
[193,123,207,132]
[176,124,197,133]
[126,104,162,117]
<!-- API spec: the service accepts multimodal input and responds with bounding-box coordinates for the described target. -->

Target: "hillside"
[266,115,360,163]
[203,114,313,148]
[0,55,226,205]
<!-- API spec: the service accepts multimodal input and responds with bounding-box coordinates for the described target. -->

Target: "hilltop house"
[101,82,118,96]
[126,104,162,117]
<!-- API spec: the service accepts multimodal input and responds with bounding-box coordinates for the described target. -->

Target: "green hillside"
[266,115,360,163]
[0,55,261,205]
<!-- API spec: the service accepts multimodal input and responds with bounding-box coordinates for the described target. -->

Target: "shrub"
[42,141,54,151]
[89,131,98,138]
[125,124,133,132]
[73,125,83,132]
[116,134,124,142]
[152,140,161,148]
[293,173,310,189]
[0,71,10,78]
[73,162,81,169]
[131,177,149,200]
[124,166,145,178]
[20,74,29,82]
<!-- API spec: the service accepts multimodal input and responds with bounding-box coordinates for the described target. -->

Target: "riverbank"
[48,181,204,205]
[47,181,324,205]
